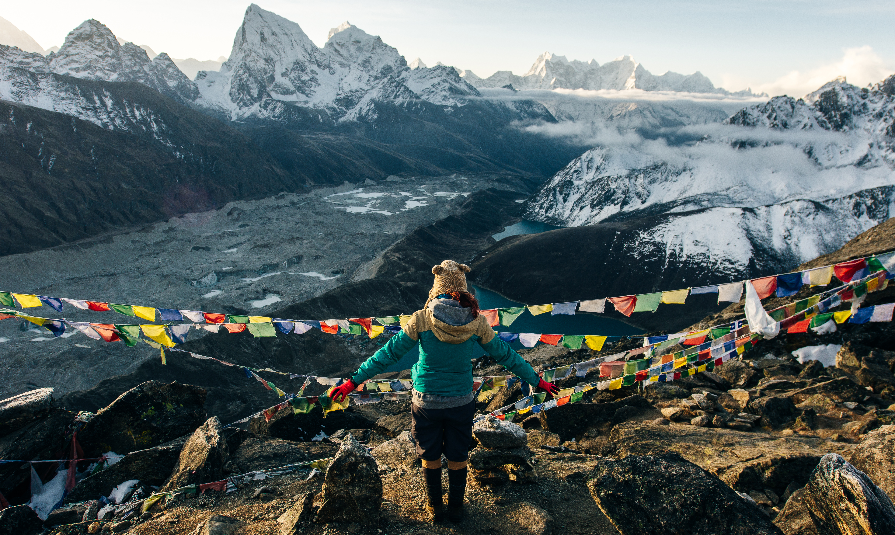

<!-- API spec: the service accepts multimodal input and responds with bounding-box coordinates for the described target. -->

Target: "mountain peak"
[409,57,427,70]
[0,15,45,54]
[327,21,353,41]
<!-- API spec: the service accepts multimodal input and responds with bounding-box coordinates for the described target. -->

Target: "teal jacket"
[350,300,540,396]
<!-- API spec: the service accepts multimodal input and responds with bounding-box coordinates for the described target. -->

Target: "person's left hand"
[537,378,559,396]
[330,379,357,402]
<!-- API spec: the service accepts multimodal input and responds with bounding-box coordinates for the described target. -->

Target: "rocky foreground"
[2,221,895,534]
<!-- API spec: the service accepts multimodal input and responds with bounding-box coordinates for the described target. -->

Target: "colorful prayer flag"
[584,335,607,351]
[498,307,525,326]
[750,277,777,300]
[91,324,121,343]
[834,258,868,283]
[204,313,226,324]
[776,273,803,297]
[480,309,499,327]
[578,299,606,313]
[561,335,584,350]
[609,296,637,317]
[38,296,63,312]
[871,303,894,323]
[132,306,156,321]
[141,325,175,347]
[527,304,553,316]
[539,334,563,346]
[661,289,689,305]
[717,283,743,304]
[551,302,578,315]
[12,294,42,308]
[0,292,14,307]
[116,325,141,346]
[110,304,135,316]
[807,266,834,286]
[633,293,662,313]
[247,323,277,338]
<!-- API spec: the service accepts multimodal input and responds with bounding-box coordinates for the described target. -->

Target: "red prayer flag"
[539,334,563,346]
[609,295,637,317]
[673,372,681,380]
[714,357,723,366]
[557,395,571,406]
[200,481,227,494]
[787,319,811,334]
[682,334,707,346]
[86,301,111,312]
[634,370,648,382]
[320,322,339,334]
[204,313,226,324]
[780,312,806,330]
[0,314,15,321]
[90,324,120,342]
[496,414,506,420]
[223,323,246,333]
[834,258,867,283]
[349,318,373,335]
[698,350,711,361]
[480,309,499,327]
[750,277,777,300]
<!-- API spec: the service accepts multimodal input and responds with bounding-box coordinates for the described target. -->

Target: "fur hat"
[427,260,471,305]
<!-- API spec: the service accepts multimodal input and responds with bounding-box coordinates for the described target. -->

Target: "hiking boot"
[447,467,468,524]
[423,467,445,523]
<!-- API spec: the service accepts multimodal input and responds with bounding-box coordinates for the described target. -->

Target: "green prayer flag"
[110,304,135,316]
[228,315,249,324]
[318,395,333,410]
[706,361,715,372]
[115,325,141,347]
[376,316,399,325]
[498,307,525,326]
[0,292,13,307]
[868,257,885,273]
[349,324,365,336]
[291,398,314,414]
[854,283,867,298]
[571,391,584,403]
[561,335,584,350]
[809,313,835,329]
[710,327,730,339]
[624,361,637,375]
[687,354,698,364]
[247,323,277,338]
[632,292,662,313]
[622,374,635,386]
[505,411,517,422]
[533,392,547,404]
[636,359,649,372]
[339,325,350,334]
[769,309,786,321]
[542,369,556,382]
[794,299,809,314]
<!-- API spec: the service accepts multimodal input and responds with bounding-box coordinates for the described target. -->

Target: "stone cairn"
[468,416,534,484]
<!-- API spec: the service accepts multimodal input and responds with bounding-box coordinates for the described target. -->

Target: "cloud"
[742,46,894,98]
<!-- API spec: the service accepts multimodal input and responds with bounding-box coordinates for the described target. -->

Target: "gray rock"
[587,452,783,534]
[249,403,372,442]
[691,393,715,411]
[836,343,895,394]
[110,520,132,532]
[65,444,181,503]
[510,502,554,535]
[374,413,411,438]
[538,396,658,442]
[468,446,534,472]
[0,505,44,535]
[774,453,895,535]
[0,388,54,437]
[315,433,382,524]
[716,360,761,389]
[750,490,774,507]
[162,416,228,491]
[473,415,527,449]
[849,425,895,499]
[78,381,207,456]
[227,435,336,475]
[0,407,75,499]
[277,492,316,535]
[371,430,417,469]
[197,515,243,535]
[45,502,89,527]
[691,415,712,427]
[747,397,798,428]
[719,389,753,411]
[660,407,683,421]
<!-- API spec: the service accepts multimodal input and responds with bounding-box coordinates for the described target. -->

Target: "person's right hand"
[330,379,357,402]
[537,378,559,397]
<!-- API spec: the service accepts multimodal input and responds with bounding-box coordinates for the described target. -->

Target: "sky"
[4,0,895,97]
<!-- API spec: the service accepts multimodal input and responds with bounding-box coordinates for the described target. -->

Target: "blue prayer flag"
[776,273,803,297]
[849,307,874,324]
[158,309,184,321]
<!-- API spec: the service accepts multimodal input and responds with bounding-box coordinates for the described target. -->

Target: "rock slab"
[315,433,382,524]
[849,425,895,499]
[0,505,44,535]
[473,415,528,449]
[587,452,783,535]
[775,453,895,535]
[0,388,54,437]
[162,416,228,491]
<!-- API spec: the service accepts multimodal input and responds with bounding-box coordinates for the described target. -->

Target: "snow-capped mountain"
[0,16,45,54]
[195,5,479,121]
[523,75,895,279]
[467,52,760,96]
[0,19,197,104]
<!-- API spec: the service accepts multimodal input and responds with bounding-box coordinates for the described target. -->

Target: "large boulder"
[538,395,659,441]
[747,396,799,428]
[790,378,868,406]
[849,425,895,499]
[836,343,895,395]
[473,415,528,449]
[371,431,417,470]
[0,407,75,500]
[0,388,55,437]
[774,453,895,535]
[278,492,316,535]
[374,413,411,438]
[587,452,783,534]
[65,444,182,503]
[78,381,207,456]
[227,435,337,474]
[162,416,228,491]
[716,359,762,388]
[249,405,372,442]
[0,504,44,535]
[315,433,382,524]
[719,454,821,499]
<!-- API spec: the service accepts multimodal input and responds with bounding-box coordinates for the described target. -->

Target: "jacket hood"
[425,299,480,344]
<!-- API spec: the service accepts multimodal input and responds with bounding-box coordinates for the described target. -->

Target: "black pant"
[411,399,476,462]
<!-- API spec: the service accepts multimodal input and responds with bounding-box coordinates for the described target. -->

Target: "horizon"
[2,1,895,98]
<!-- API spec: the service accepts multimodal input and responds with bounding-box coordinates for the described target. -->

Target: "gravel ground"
[0,174,526,398]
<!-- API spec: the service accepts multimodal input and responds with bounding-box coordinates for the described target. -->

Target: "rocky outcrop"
[748,396,799,429]
[469,416,535,484]
[277,492,316,535]
[0,388,55,436]
[65,444,181,503]
[315,433,382,524]
[849,425,895,500]
[836,343,895,397]
[227,435,337,475]
[371,431,417,470]
[249,404,372,442]
[162,416,229,491]
[78,381,207,456]
[0,505,44,535]
[774,453,895,535]
[537,395,659,442]
[474,415,528,449]
[587,452,783,534]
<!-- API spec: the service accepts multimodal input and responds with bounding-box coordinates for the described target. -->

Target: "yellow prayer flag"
[585,335,607,351]
[141,324,175,347]
[807,266,834,286]
[807,295,821,307]
[249,316,272,323]
[674,357,687,369]
[866,277,879,293]
[160,347,166,365]
[527,304,553,316]
[132,306,156,321]
[697,364,707,373]
[517,407,532,416]
[23,315,46,327]
[369,325,385,338]
[377,383,392,392]
[609,378,622,390]
[557,388,574,399]
[399,315,412,329]
[275,387,286,397]
[833,311,851,324]
[661,289,689,305]
[323,387,350,417]
[649,376,659,383]
[492,377,507,388]
[12,294,42,308]
[737,345,745,355]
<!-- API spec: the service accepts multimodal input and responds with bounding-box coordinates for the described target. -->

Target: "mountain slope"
[0,16,44,54]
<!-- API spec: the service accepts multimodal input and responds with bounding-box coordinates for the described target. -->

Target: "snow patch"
[250,294,282,308]
[792,344,842,367]
[29,468,69,520]
[242,272,282,283]
[311,431,328,441]
[109,479,139,504]
[202,290,223,298]
[299,272,340,281]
